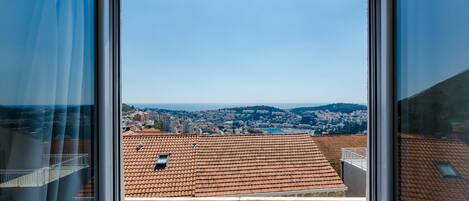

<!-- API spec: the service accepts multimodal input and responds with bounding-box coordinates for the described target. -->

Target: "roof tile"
[123,133,345,197]
[399,134,469,201]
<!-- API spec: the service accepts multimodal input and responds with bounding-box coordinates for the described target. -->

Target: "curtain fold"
[0,1,95,201]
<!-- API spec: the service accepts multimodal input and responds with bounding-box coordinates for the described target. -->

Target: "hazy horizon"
[128,102,367,111]
[126,101,367,104]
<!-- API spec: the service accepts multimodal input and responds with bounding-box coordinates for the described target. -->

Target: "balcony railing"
[0,154,89,188]
[341,148,367,171]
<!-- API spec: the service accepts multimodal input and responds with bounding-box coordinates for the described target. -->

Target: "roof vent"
[155,154,170,170]
[136,143,143,152]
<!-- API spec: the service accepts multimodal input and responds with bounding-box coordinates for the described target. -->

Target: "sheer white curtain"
[0,0,95,201]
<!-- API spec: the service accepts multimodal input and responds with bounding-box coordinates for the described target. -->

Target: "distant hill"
[122,103,136,113]
[290,103,367,114]
[220,105,285,113]
[398,69,469,137]
[0,105,95,140]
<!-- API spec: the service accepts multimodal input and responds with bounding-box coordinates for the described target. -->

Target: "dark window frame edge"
[97,0,122,200]
[368,0,396,200]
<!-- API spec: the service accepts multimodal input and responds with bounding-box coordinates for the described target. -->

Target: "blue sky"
[397,0,469,99]
[2,0,469,106]
[122,0,368,104]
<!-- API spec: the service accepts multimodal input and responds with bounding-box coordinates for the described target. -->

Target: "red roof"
[124,134,197,197]
[76,178,94,198]
[311,134,367,174]
[399,134,469,201]
[123,133,345,197]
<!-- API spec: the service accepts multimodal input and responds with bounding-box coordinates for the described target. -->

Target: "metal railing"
[341,148,367,171]
[0,154,89,187]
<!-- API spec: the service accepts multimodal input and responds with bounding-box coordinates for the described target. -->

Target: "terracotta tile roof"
[123,130,170,136]
[195,134,345,196]
[123,134,197,197]
[399,134,469,201]
[76,178,94,198]
[311,135,367,174]
[123,133,345,197]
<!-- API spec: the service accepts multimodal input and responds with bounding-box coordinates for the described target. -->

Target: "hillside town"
[122,103,367,135]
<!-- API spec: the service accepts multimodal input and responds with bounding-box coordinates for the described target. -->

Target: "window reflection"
[397,0,469,200]
[0,1,95,201]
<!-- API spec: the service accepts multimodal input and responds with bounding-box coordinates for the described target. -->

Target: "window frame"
[97,0,122,200]
[109,0,394,200]
[155,154,170,170]
[368,0,396,200]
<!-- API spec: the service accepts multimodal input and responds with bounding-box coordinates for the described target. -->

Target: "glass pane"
[0,1,95,201]
[123,0,368,198]
[396,0,469,200]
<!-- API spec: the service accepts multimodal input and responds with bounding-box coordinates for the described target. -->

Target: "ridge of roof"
[202,133,311,137]
[122,132,196,137]
[311,133,366,137]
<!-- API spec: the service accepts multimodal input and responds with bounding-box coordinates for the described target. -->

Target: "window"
[396,0,469,200]
[155,154,170,170]
[436,161,460,178]
[122,0,368,199]
[11,0,469,200]
[0,0,120,201]
[0,1,96,200]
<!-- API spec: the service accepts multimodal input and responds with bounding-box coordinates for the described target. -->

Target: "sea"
[263,128,286,134]
[131,103,328,112]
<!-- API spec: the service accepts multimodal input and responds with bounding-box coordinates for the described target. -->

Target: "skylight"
[437,161,460,178]
[155,154,170,170]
